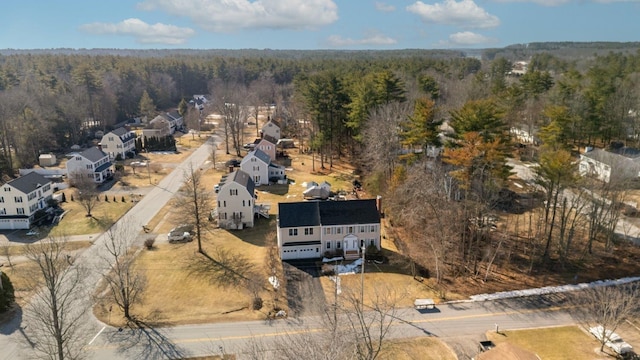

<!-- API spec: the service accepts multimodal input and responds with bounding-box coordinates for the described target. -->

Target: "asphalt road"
[0,133,220,360]
[83,295,577,359]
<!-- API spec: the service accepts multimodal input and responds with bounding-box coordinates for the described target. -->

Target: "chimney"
[376,195,384,218]
[97,143,102,152]
[229,165,234,173]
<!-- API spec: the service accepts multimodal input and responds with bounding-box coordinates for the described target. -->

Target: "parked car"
[225,159,241,167]
[243,143,256,150]
[214,184,221,193]
[168,224,194,243]
[589,325,634,354]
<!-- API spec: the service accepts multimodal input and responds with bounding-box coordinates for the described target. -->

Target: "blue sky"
[1,0,639,50]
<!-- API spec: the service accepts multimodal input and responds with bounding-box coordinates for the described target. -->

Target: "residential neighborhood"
[3,45,640,360]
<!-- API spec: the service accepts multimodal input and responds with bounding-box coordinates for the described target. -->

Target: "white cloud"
[446,31,497,46]
[137,0,338,32]
[491,0,638,5]
[375,2,396,12]
[407,0,500,29]
[80,18,195,45]
[325,32,397,47]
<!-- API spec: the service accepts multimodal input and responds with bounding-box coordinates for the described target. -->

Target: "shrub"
[121,196,125,202]
[252,296,263,310]
[0,272,15,313]
[144,238,155,250]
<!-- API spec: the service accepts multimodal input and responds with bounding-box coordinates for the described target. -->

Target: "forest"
[2,43,640,289]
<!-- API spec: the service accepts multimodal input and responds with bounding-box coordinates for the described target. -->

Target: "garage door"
[281,245,321,260]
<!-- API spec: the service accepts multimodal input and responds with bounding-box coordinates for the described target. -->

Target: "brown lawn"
[49,195,134,236]
[379,337,456,360]
[485,326,611,360]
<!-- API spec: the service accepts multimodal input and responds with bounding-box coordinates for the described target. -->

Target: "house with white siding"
[100,127,136,160]
[216,170,257,230]
[65,147,113,184]
[253,134,278,162]
[0,172,53,230]
[277,199,381,261]
[579,147,640,184]
[260,118,281,141]
[240,149,285,186]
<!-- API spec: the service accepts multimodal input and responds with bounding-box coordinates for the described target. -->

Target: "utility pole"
[360,244,365,311]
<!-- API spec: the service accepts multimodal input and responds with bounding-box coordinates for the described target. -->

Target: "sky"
[0,0,639,50]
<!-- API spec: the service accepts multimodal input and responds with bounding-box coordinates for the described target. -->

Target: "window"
[305,228,313,235]
[230,189,238,196]
[242,200,245,206]
[288,229,298,236]
[325,228,330,235]
[336,227,342,234]
[75,156,82,160]
[337,241,341,249]
[326,242,331,249]
[0,208,5,215]
[3,187,10,192]
[348,226,353,234]
[217,201,220,207]
[370,239,375,246]
[223,201,226,207]
[17,208,24,215]
[0,197,3,203]
[14,196,23,203]
[370,225,375,232]
[360,226,365,233]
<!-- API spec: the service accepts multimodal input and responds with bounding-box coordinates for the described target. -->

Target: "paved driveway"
[282,260,327,318]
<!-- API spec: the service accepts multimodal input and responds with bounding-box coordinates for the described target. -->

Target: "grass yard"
[0,240,91,257]
[94,218,281,327]
[485,325,611,360]
[379,337,456,360]
[49,195,134,236]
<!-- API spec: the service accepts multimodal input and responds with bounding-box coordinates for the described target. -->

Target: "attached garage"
[280,241,321,260]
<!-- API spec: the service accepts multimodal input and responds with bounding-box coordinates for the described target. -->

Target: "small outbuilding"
[38,153,57,167]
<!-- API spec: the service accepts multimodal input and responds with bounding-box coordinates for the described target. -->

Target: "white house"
[145,111,184,137]
[579,147,640,184]
[66,147,113,184]
[253,134,277,162]
[0,172,53,230]
[277,199,381,261]
[240,149,285,186]
[100,127,136,160]
[260,118,281,141]
[216,170,256,230]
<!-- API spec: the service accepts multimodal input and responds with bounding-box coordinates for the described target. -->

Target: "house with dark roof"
[260,118,281,141]
[253,134,278,162]
[65,146,113,184]
[0,172,53,229]
[100,127,137,160]
[216,170,257,230]
[579,147,640,183]
[240,149,285,186]
[277,199,381,260]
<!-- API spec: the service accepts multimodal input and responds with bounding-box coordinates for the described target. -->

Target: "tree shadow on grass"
[108,318,187,360]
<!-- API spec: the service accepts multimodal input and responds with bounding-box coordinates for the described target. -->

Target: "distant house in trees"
[66,147,113,184]
[510,126,539,145]
[0,172,54,230]
[100,127,136,160]
[191,95,208,111]
[260,118,281,141]
[240,149,285,186]
[216,170,257,230]
[579,147,640,183]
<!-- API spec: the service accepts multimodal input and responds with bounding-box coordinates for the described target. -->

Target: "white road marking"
[88,326,106,345]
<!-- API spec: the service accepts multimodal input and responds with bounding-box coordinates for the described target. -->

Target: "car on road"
[589,325,633,354]
[26,230,39,236]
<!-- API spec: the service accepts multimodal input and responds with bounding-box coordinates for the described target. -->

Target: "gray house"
[579,147,640,183]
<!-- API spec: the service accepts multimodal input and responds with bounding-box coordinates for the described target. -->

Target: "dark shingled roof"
[278,201,321,228]
[8,172,51,194]
[252,149,272,165]
[278,199,380,228]
[262,134,278,146]
[221,169,255,196]
[111,127,128,136]
[79,147,107,162]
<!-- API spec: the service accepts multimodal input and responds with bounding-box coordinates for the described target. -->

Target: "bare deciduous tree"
[571,283,640,352]
[23,236,89,360]
[71,172,99,218]
[173,163,213,254]
[100,220,146,320]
